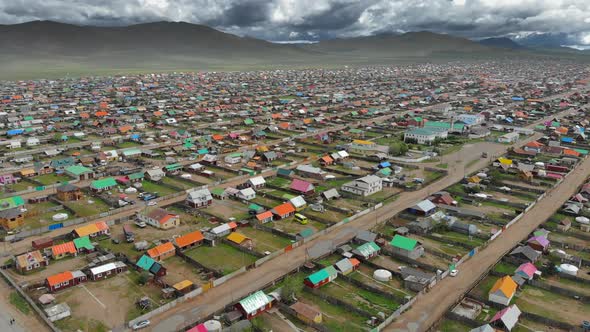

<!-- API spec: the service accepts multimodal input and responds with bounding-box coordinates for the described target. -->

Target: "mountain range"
[0,21,588,80]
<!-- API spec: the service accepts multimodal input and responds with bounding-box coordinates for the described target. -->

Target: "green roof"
[307,266,337,285]
[349,128,363,134]
[211,188,226,196]
[136,255,155,271]
[248,203,264,212]
[197,148,209,155]
[73,236,94,251]
[574,149,589,155]
[122,148,142,156]
[299,228,314,238]
[0,196,25,211]
[65,165,93,176]
[379,167,392,176]
[244,118,255,125]
[281,193,296,200]
[238,291,271,314]
[390,235,418,251]
[165,163,183,171]
[90,177,117,190]
[129,172,145,180]
[424,121,464,130]
[355,242,380,257]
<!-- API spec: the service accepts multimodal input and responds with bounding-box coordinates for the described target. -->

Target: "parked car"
[135,221,147,228]
[450,269,459,277]
[132,320,150,330]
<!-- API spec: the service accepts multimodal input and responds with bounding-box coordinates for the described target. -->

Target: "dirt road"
[385,149,590,332]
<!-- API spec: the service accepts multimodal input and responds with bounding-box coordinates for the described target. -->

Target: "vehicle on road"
[132,320,150,330]
[450,269,459,277]
[135,220,147,228]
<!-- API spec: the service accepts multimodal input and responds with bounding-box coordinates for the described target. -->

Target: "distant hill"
[478,37,525,49]
[0,21,588,80]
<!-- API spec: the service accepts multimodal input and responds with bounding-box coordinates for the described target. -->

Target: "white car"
[450,269,459,277]
[147,201,157,206]
[132,320,150,330]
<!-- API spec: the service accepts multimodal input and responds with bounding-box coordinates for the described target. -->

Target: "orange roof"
[51,242,77,256]
[490,276,517,298]
[227,232,248,244]
[271,113,282,119]
[349,258,361,266]
[279,122,290,129]
[119,125,132,133]
[46,271,74,287]
[526,141,544,148]
[95,111,108,117]
[228,221,238,229]
[80,113,90,119]
[273,202,295,216]
[303,118,312,124]
[175,231,204,248]
[556,127,568,134]
[564,149,580,157]
[153,111,163,117]
[321,155,334,163]
[256,211,273,221]
[95,221,109,232]
[212,134,224,141]
[147,242,175,258]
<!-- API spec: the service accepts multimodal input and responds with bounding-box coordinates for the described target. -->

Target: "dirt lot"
[9,256,88,283]
[204,200,250,221]
[514,286,590,324]
[161,256,211,286]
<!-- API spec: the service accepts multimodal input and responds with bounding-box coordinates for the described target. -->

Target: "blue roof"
[379,161,391,168]
[511,96,525,101]
[561,137,574,143]
[7,129,24,136]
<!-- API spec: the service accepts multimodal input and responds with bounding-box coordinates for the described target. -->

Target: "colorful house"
[235,290,273,319]
[73,221,110,238]
[271,202,296,220]
[290,179,315,195]
[15,250,49,273]
[526,236,549,252]
[488,276,517,306]
[304,266,338,288]
[514,262,538,281]
[50,242,77,260]
[290,302,322,324]
[137,207,180,230]
[390,235,424,259]
[490,304,521,331]
[147,242,176,261]
[174,230,204,250]
[352,242,381,260]
[46,270,87,292]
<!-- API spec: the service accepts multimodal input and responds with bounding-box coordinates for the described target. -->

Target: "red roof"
[175,231,204,248]
[290,179,313,193]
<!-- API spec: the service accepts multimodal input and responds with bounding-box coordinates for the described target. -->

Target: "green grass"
[141,180,177,196]
[6,179,36,192]
[185,243,257,275]
[9,291,31,314]
[118,141,142,148]
[238,227,293,253]
[299,291,369,331]
[494,262,518,274]
[160,176,198,190]
[436,163,448,169]
[437,319,471,332]
[34,173,72,185]
[64,196,111,217]
[55,317,109,332]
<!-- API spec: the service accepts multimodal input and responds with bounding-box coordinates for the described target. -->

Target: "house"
[45,303,71,322]
[277,168,294,178]
[290,302,322,324]
[26,137,40,146]
[352,242,381,260]
[50,242,77,260]
[319,155,334,166]
[322,188,340,200]
[88,261,127,281]
[400,267,436,292]
[355,230,377,244]
[514,262,538,281]
[32,237,54,250]
[488,276,517,306]
[186,188,213,208]
[341,175,383,197]
[56,183,83,201]
[0,174,18,185]
[304,266,338,288]
[289,196,307,211]
[73,222,110,238]
[557,219,571,232]
[510,246,541,263]
[64,165,94,180]
[46,270,87,292]
[174,230,204,250]
[0,207,24,230]
[163,163,183,175]
[526,236,549,252]
[428,192,457,206]
[135,255,167,277]
[137,207,180,229]
[407,200,437,216]
[404,127,448,144]
[290,179,315,195]
[256,211,273,224]
[490,305,521,331]
[235,290,273,320]
[15,250,49,273]
[469,325,495,332]
[295,164,326,180]
[390,235,424,259]
[271,202,296,219]
[146,169,166,181]
[523,141,544,154]
[225,153,242,164]
[89,177,117,192]
[209,222,238,238]
[50,157,75,170]
[72,236,95,253]
[227,232,253,249]
[498,132,519,143]
[247,176,266,189]
[333,258,360,275]
[147,242,176,261]
[34,162,54,176]
[237,188,256,201]
[19,168,36,178]
[448,219,479,235]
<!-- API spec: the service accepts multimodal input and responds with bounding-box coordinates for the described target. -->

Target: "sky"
[0,0,589,47]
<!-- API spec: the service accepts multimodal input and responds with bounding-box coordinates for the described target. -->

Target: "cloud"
[0,0,589,45]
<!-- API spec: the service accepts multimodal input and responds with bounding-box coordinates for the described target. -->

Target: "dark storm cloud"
[0,0,589,45]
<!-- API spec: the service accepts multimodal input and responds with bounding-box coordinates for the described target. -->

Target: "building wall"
[489,292,511,306]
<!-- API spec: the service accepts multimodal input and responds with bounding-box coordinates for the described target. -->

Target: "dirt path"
[385,150,590,331]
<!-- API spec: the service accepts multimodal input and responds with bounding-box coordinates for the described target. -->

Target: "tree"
[280,276,301,303]
[389,141,409,156]
[138,271,151,285]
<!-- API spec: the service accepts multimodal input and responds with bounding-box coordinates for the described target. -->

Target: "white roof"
[248,176,266,186]
[493,305,521,330]
[289,196,307,208]
[90,261,126,275]
[337,150,349,158]
[239,188,256,196]
[211,223,231,234]
[188,188,212,201]
[105,150,118,157]
[413,199,437,212]
[188,163,204,169]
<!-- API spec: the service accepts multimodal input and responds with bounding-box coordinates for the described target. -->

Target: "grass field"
[9,291,31,314]
[141,180,177,196]
[185,243,257,275]
[35,173,72,185]
[64,195,111,217]
[238,227,293,253]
